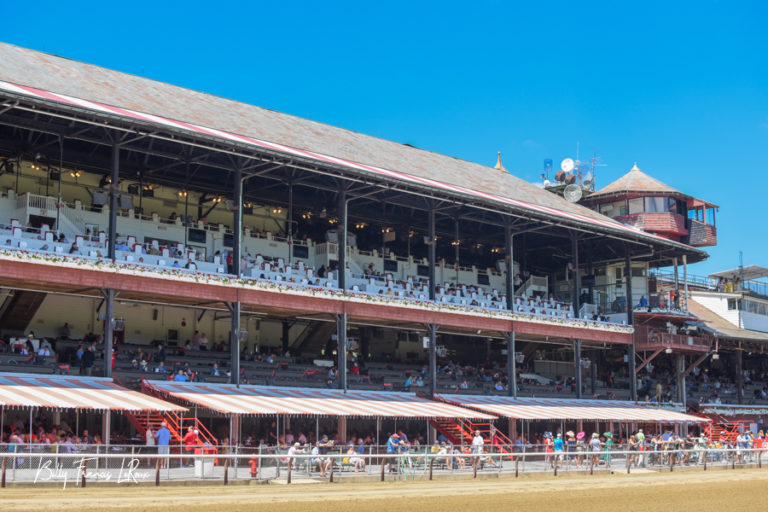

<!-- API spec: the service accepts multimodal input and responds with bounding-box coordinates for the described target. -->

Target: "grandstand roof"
[587,163,685,200]
[708,265,768,282]
[688,300,768,342]
[0,373,186,411]
[144,381,494,419]
[0,42,706,259]
[437,394,709,423]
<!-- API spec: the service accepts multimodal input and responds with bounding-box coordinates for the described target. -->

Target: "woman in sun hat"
[565,431,576,466]
[575,431,586,467]
[543,432,554,468]
[602,431,613,466]
[589,433,602,467]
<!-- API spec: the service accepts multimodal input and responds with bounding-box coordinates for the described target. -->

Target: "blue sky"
[4,1,766,276]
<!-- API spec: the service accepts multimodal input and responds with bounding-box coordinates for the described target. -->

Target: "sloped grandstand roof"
[0,42,704,256]
[144,381,494,419]
[587,163,686,200]
[689,299,768,342]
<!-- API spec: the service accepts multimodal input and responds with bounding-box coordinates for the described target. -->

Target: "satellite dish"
[561,158,575,173]
[564,173,576,185]
[563,184,583,202]
[554,170,566,182]
[583,171,594,188]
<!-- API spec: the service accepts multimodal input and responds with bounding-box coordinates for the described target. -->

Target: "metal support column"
[673,257,679,310]
[683,254,689,314]
[625,252,636,401]
[507,331,517,398]
[230,166,242,386]
[505,221,516,398]
[287,181,293,263]
[337,313,347,391]
[428,208,436,301]
[56,136,63,232]
[107,144,119,261]
[677,353,686,406]
[505,221,514,309]
[103,288,114,378]
[736,345,744,405]
[428,323,437,398]
[572,236,582,398]
[230,303,241,386]
[337,187,347,291]
[104,143,119,378]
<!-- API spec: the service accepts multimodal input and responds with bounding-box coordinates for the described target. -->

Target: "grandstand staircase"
[292,321,338,356]
[688,404,747,444]
[0,290,46,335]
[701,413,749,444]
[121,380,219,450]
[429,418,513,450]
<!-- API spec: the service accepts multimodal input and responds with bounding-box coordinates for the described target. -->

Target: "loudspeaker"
[152,309,158,321]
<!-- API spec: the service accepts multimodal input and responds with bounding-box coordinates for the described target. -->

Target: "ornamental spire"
[494,152,507,173]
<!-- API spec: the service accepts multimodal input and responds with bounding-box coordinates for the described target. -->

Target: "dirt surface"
[2,469,767,512]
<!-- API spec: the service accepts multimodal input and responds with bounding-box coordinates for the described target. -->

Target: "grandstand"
[0,42,754,448]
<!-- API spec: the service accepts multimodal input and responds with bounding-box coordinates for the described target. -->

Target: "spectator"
[154,421,171,468]
[80,344,95,376]
[156,344,166,363]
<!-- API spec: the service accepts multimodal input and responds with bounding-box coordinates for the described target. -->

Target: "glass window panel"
[644,197,667,213]
[628,198,644,214]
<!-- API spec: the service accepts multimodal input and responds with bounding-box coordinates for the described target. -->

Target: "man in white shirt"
[287,442,304,469]
[472,431,485,461]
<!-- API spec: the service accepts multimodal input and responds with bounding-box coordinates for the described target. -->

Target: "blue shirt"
[553,437,564,451]
[386,436,400,453]
[173,373,188,382]
[155,427,171,446]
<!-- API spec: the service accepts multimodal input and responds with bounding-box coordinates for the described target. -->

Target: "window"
[594,267,606,277]
[599,201,626,218]
[727,299,739,310]
[628,198,644,214]
[292,245,309,259]
[615,267,623,279]
[644,197,667,213]
[631,267,646,277]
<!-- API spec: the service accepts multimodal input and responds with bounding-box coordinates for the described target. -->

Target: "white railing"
[0,445,763,485]
[59,202,87,234]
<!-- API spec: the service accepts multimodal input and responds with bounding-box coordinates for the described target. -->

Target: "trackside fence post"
[287,458,292,485]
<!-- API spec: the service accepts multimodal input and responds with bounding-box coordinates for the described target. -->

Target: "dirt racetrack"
[3,469,766,512]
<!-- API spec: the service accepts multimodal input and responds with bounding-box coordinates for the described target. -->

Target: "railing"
[634,325,710,351]
[16,192,58,212]
[0,443,764,485]
[649,270,716,290]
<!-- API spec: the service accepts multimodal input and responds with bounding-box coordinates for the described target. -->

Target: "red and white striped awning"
[0,79,673,245]
[0,373,186,412]
[145,382,494,419]
[437,394,709,423]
